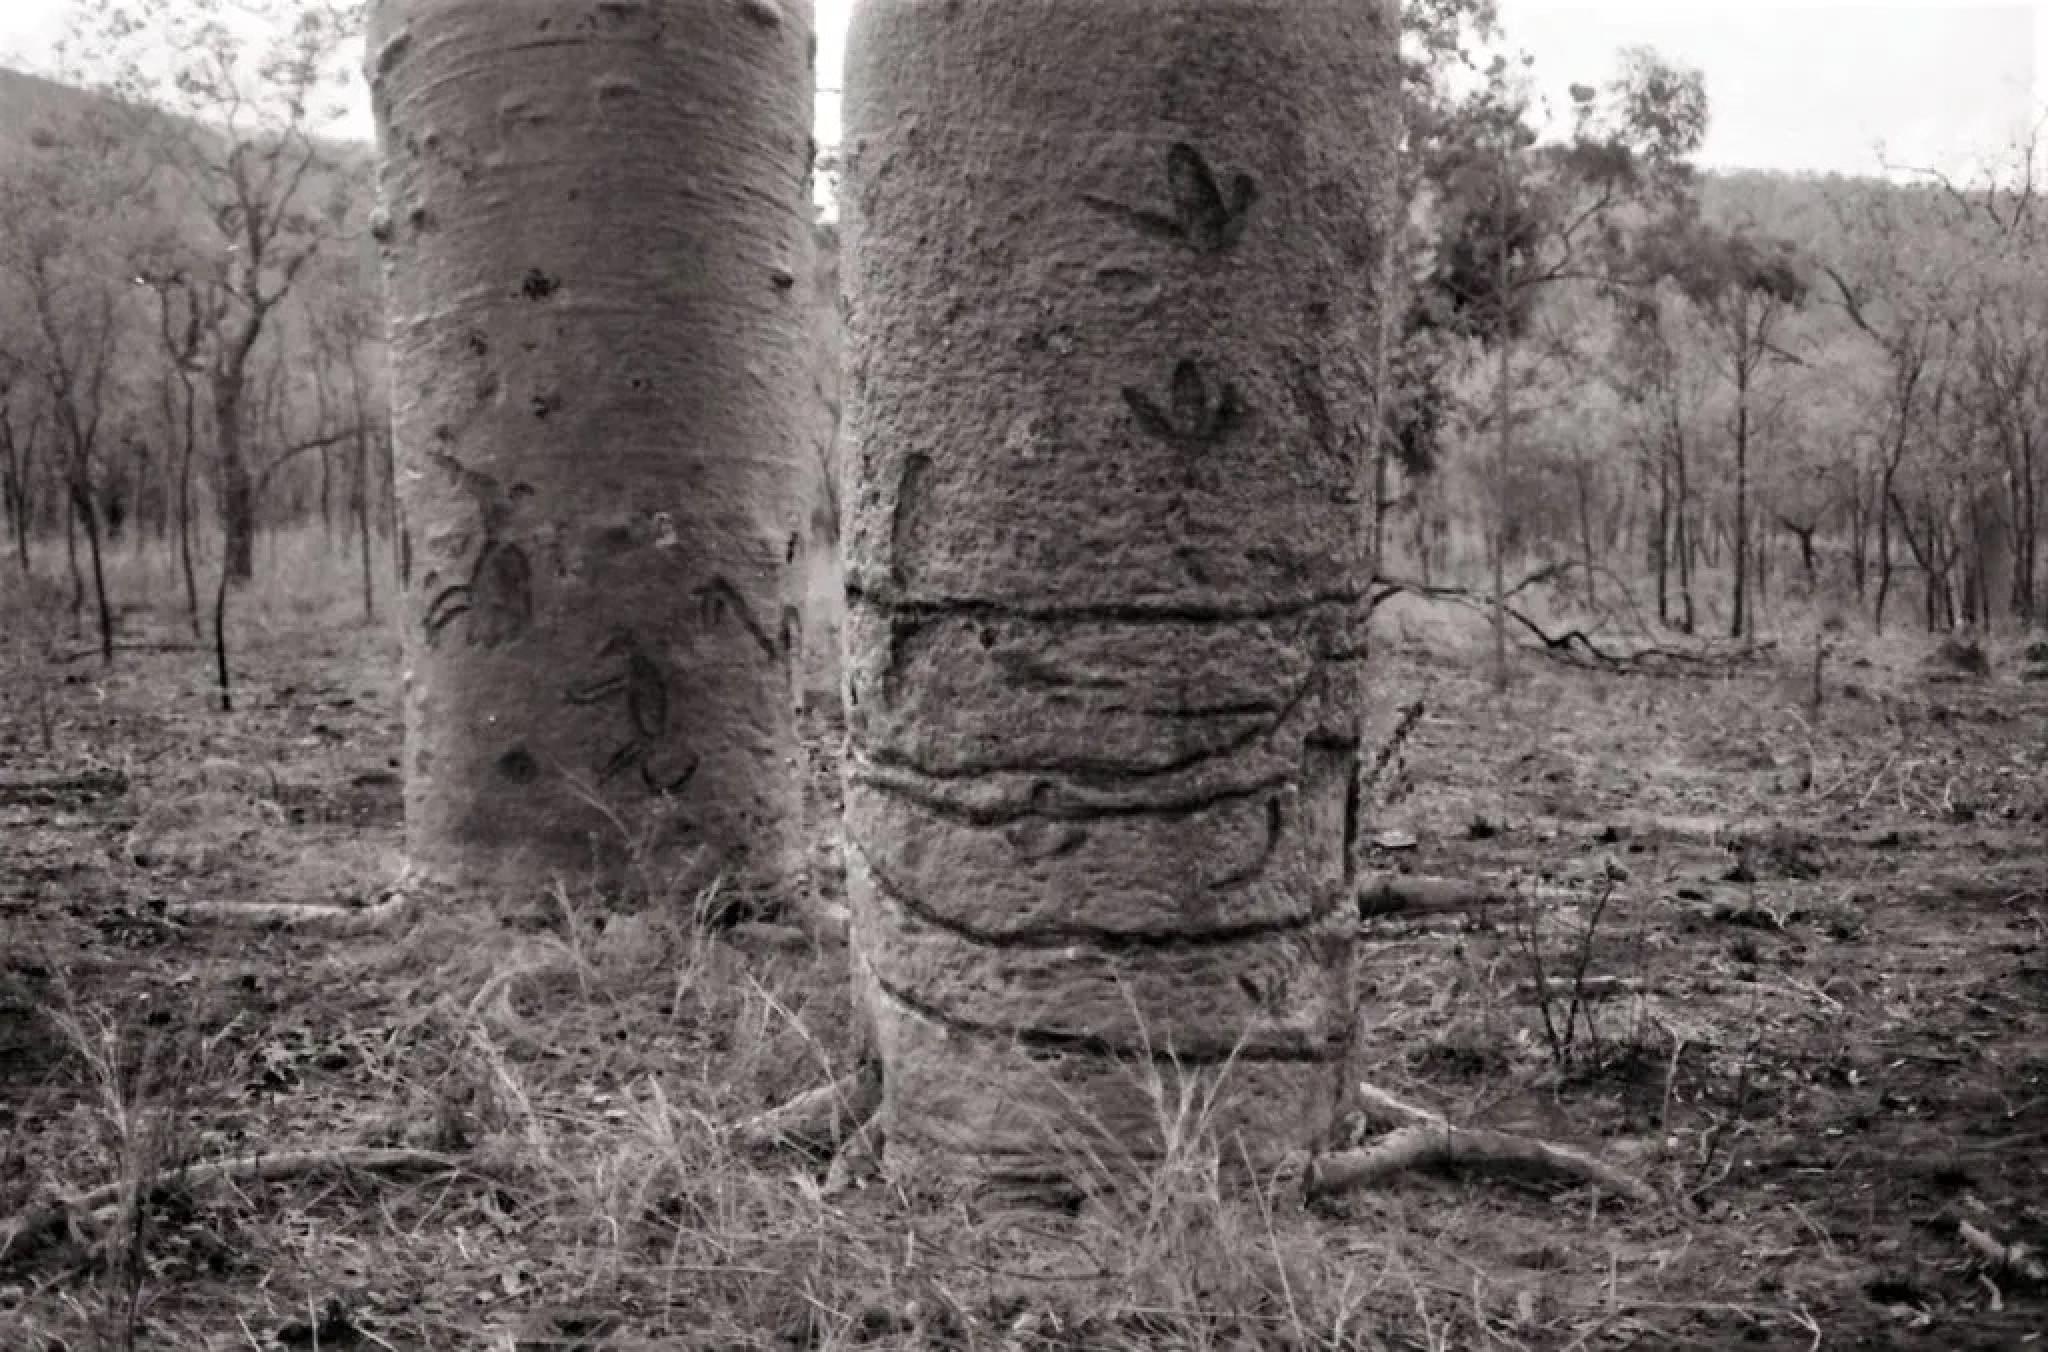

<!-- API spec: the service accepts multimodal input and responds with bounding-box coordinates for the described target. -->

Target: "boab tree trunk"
[367,0,813,909]
[841,0,1395,1195]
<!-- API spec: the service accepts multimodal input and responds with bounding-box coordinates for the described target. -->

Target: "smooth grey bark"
[842,0,1395,1194]
[367,0,813,907]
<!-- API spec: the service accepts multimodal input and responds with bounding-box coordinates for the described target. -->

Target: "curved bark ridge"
[842,0,1395,1183]
[843,603,1370,1173]
[368,0,814,901]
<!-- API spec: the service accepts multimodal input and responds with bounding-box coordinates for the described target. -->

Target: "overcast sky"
[1,1,2039,179]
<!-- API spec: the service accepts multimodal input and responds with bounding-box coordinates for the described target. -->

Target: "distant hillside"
[0,64,115,143]
[0,62,375,291]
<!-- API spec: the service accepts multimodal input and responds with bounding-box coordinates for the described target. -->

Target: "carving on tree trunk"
[368,0,813,905]
[842,0,1396,1195]
[1082,141,1260,255]
[563,627,701,797]
[420,452,534,650]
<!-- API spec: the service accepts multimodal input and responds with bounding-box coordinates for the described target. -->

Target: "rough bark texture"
[367,0,813,908]
[842,0,1396,1193]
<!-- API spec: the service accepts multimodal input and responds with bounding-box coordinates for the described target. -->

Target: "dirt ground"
[1,592,2043,1350]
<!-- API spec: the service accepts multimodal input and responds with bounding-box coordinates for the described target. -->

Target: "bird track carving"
[692,576,780,661]
[1084,142,1258,254]
[1123,359,1245,487]
[421,452,534,649]
[564,627,699,796]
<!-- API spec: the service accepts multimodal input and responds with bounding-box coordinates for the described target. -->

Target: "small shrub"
[1931,634,1991,676]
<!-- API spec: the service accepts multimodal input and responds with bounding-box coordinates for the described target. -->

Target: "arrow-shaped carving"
[1123,358,1245,451]
[1085,142,1259,254]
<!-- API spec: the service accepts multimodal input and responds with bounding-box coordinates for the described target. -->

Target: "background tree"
[0,341,46,578]
[1415,42,1707,683]
[1605,275,1715,629]
[63,0,364,585]
[1933,132,2048,626]
[1636,216,1809,638]
[132,261,218,635]
[0,101,146,662]
[367,0,814,906]
[1819,178,1972,633]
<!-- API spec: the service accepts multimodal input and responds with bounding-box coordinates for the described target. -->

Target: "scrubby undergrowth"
[2,559,2045,1349]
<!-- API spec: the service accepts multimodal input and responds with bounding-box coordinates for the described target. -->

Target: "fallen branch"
[1362,700,1427,808]
[1513,974,1650,1004]
[0,1147,457,1268]
[0,771,129,805]
[735,1063,883,1159]
[824,1114,884,1194]
[1959,1220,2047,1284]
[1310,1083,1658,1207]
[1355,1081,1448,1131]
[166,891,415,938]
[461,938,589,1056]
[1370,576,1774,676]
[724,921,817,955]
[53,643,203,666]
[1358,872,1512,920]
[1356,872,1622,923]
[1370,562,1570,615]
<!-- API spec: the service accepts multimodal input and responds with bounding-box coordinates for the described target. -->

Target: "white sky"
[1,0,2041,179]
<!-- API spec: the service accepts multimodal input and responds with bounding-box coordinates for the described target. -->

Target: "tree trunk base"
[737,1073,1657,1209]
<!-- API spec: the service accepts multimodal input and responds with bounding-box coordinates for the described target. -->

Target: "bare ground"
[1,594,2044,1350]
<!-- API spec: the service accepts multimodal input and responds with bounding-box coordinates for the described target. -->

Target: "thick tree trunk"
[2013,452,2037,622]
[70,479,113,666]
[1491,326,1513,690]
[1730,367,1749,640]
[1875,480,1896,633]
[2,475,22,575]
[1785,520,1816,591]
[842,0,1392,1196]
[318,446,334,544]
[63,492,82,630]
[1652,454,1669,626]
[355,425,376,624]
[1974,486,2012,629]
[349,361,379,625]
[177,383,202,638]
[1674,447,1696,634]
[1849,478,1869,599]
[1574,454,1598,610]
[0,419,29,577]
[214,374,256,585]
[367,0,812,911]
[1755,534,1768,627]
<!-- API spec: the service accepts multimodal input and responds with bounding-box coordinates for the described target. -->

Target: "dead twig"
[0,771,129,804]
[1358,872,1602,922]
[166,891,414,938]
[0,1147,458,1268]
[1371,576,1774,676]
[1358,698,1426,811]
[53,643,204,666]
[1958,1221,2047,1284]
[1515,974,1650,1004]
[1358,873,1512,920]
[1311,1083,1658,1207]
[735,1063,883,1160]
